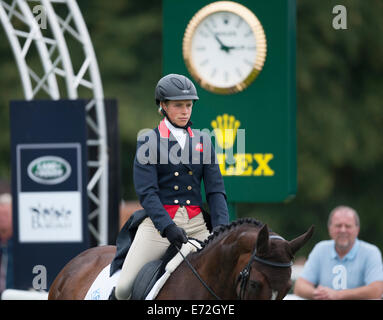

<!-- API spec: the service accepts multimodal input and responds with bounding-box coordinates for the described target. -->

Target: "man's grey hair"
[327,205,360,227]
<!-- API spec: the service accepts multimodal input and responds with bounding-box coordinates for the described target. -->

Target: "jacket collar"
[158,118,194,138]
[158,118,170,138]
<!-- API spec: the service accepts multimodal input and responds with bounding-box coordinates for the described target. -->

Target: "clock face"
[183,2,267,94]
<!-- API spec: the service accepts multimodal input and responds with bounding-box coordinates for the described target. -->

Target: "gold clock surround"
[183,1,267,94]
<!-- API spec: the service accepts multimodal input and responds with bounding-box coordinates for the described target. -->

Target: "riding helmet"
[155,74,199,106]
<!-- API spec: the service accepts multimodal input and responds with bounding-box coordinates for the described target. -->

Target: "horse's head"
[235,222,314,300]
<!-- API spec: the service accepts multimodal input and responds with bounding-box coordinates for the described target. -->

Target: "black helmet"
[155,74,199,106]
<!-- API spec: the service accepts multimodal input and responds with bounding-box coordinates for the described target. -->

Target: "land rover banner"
[10,100,89,290]
[17,145,83,243]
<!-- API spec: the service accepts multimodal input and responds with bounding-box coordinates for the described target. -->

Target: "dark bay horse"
[48,218,314,300]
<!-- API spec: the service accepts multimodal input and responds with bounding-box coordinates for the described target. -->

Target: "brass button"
[174,199,179,204]
[186,200,191,205]
[174,172,179,176]
[174,185,179,191]
[187,186,192,190]
[188,171,193,175]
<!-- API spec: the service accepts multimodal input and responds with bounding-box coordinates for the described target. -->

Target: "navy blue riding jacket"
[133,119,229,235]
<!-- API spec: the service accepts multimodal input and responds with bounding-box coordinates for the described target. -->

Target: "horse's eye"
[249,280,261,291]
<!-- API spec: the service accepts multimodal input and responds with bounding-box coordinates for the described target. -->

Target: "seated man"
[294,206,383,300]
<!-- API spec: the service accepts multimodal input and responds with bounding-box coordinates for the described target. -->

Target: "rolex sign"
[163,0,297,202]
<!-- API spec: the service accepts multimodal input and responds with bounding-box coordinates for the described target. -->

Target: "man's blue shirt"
[300,239,383,289]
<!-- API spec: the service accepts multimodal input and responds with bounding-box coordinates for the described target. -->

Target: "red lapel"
[158,118,170,138]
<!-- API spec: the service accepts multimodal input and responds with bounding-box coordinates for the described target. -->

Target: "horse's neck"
[193,235,240,280]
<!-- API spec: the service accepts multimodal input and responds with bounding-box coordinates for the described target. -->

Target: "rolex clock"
[183,1,267,94]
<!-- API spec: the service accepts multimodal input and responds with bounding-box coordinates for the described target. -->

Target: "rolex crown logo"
[211,114,241,150]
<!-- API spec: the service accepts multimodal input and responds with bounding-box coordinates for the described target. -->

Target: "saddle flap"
[131,260,163,300]
[131,240,202,300]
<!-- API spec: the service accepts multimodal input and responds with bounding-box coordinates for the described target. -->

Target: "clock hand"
[204,24,231,53]
[225,45,245,53]
[214,34,231,53]
[212,31,244,53]
[227,45,245,50]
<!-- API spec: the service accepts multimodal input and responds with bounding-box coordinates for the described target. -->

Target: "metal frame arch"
[0,0,110,245]
[40,0,76,98]
[66,0,108,245]
[0,2,33,98]
[16,0,60,99]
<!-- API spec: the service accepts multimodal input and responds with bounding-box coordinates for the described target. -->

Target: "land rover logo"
[27,156,71,185]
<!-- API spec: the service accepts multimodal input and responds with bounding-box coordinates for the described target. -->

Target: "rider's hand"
[163,224,188,249]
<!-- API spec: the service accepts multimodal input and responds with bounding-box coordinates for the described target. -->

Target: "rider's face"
[162,100,193,127]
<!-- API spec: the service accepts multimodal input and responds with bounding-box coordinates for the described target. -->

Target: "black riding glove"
[163,224,188,249]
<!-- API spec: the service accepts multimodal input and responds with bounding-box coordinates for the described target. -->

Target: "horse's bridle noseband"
[237,235,293,300]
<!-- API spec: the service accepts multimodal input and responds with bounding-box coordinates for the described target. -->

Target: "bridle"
[177,235,293,300]
[236,235,293,300]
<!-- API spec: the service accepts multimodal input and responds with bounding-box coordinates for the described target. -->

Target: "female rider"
[115,73,229,300]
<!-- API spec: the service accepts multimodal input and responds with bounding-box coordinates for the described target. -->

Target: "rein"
[178,235,293,300]
[175,240,221,300]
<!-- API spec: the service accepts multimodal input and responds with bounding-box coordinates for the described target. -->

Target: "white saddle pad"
[84,264,121,300]
[84,240,201,300]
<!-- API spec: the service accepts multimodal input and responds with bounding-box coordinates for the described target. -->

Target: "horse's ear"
[288,225,315,255]
[256,224,270,255]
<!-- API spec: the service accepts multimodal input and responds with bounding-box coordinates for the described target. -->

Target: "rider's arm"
[133,131,173,235]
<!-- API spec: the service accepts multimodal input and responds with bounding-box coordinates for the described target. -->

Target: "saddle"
[85,208,204,300]
[131,239,201,299]
[84,239,201,300]
[131,243,177,300]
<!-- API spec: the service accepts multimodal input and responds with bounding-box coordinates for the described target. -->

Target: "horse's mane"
[199,218,265,251]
